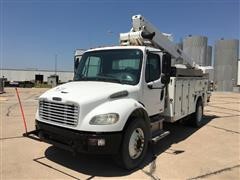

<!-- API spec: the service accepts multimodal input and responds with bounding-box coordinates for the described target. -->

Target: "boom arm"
[120,15,195,68]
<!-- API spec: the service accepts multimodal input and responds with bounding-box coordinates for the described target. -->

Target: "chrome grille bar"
[39,99,79,127]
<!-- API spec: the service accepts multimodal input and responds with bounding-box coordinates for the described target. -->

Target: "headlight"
[89,113,119,125]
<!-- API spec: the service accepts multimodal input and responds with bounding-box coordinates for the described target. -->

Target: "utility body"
[32,15,208,169]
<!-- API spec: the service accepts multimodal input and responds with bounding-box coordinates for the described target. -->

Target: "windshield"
[74,49,143,85]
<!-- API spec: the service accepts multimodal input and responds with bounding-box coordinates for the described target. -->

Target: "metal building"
[238,59,240,86]
[214,39,239,92]
[206,46,212,66]
[183,36,208,66]
[0,78,4,93]
[1,69,74,83]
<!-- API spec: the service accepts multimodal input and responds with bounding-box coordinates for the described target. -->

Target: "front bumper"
[35,120,122,154]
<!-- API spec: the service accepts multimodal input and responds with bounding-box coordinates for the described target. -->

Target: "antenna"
[54,54,57,75]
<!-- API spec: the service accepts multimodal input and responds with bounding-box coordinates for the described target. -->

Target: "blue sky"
[1,0,239,71]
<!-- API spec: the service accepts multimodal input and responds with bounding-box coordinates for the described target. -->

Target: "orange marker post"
[15,88,28,133]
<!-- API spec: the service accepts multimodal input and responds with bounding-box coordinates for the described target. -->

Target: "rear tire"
[191,99,203,127]
[114,118,150,170]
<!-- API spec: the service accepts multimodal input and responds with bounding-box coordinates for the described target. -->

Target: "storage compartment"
[163,76,208,122]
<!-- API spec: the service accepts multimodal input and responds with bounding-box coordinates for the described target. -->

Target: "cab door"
[142,52,165,116]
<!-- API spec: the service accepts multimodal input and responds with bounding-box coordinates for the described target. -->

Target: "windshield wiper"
[76,74,133,85]
[76,75,122,84]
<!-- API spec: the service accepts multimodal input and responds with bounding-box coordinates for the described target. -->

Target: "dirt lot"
[1,88,240,180]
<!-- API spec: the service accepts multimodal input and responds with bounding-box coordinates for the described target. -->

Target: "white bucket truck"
[30,15,208,169]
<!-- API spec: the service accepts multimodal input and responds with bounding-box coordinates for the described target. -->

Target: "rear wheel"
[114,118,149,170]
[191,99,203,127]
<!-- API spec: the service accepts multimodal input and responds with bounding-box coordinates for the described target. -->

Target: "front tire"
[115,118,150,170]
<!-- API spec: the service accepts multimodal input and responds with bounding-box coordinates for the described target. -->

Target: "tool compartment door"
[174,80,182,119]
[181,80,189,116]
[188,80,196,114]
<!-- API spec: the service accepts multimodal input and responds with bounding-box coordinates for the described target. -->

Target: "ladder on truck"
[120,15,196,69]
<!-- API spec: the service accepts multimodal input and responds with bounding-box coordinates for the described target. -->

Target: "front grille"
[39,99,79,127]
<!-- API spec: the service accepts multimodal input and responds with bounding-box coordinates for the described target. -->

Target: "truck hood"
[40,81,139,104]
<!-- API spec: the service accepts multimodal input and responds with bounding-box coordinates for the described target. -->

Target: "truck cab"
[73,46,170,115]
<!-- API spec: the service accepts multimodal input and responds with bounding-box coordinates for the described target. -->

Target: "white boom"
[120,15,195,68]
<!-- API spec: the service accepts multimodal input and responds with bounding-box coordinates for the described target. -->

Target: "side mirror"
[147,79,165,89]
[161,73,170,84]
[162,53,171,84]
[147,82,154,89]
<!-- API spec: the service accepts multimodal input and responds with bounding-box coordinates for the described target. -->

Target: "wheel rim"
[197,105,203,123]
[128,128,145,159]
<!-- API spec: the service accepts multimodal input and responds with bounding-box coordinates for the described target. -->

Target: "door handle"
[160,89,164,101]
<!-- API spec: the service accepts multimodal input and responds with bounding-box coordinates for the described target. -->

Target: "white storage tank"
[206,46,212,66]
[214,39,239,92]
[183,35,208,66]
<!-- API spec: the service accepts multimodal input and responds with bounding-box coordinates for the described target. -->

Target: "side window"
[145,53,161,83]
[82,56,101,77]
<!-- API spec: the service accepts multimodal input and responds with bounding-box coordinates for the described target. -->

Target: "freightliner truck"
[29,15,209,169]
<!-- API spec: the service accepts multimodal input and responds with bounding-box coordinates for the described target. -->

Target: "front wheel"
[114,118,150,170]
